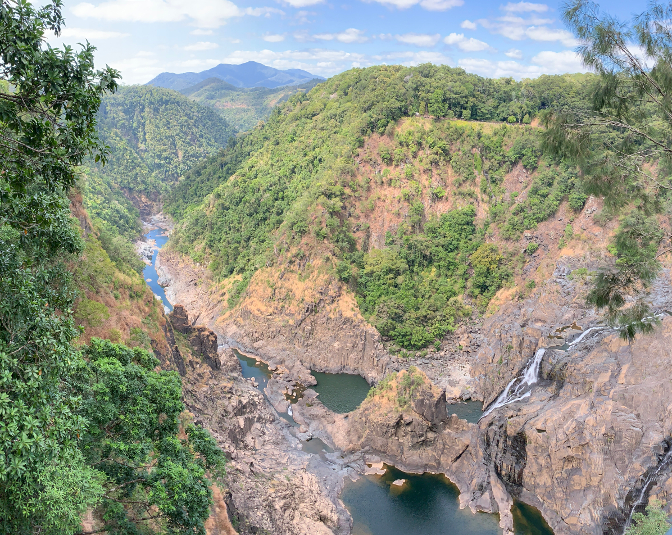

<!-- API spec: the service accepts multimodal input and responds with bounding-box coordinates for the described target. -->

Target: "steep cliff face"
[165,306,352,535]
[158,249,396,382]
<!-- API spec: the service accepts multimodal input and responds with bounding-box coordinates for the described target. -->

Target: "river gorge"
[141,217,560,535]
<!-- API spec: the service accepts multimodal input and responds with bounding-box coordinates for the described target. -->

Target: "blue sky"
[45,0,647,84]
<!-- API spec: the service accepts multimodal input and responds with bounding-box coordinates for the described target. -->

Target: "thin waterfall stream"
[481,325,609,420]
[622,447,672,533]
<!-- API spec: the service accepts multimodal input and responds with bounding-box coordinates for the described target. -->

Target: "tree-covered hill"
[82,84,235,240]
[165,64,596,351]
[181,77,323,132]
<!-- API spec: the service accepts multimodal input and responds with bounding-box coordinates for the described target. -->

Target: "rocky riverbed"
[154,225,672,535]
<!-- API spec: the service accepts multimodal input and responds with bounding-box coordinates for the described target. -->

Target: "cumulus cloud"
[313,28,369,43]
[365,0,463,11]
[263,33,286,42]
[46,27,129,40]
[524,26,578,46]
[246,6,285,16]
[394,33,441,47]
[109,52,163,84]
[190,28,213,35]
[531,50,586,73]
[184,41,219,51]
[475,10,578,47]
[505,48,523,58]
[458,49,587,79]
[461,19,477,30]
[72,0,282,28]
[502,1,548,12]
[294,10,316,24]
[444,32,494,52]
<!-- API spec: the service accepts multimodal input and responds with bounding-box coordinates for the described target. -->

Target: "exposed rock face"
[168,305,221,371]
[157,250,395,384]
[150,303,352,535]
[324,370,473,473]
[466,270,672,535]
[181,347,348,535]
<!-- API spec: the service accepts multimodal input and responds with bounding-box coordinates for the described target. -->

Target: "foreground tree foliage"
[0,1,224,532]
[547,0,672,339]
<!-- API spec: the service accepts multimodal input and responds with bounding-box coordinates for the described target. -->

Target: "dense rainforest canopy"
[82,85,235,245]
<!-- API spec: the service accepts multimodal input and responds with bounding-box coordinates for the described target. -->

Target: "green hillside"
[82,85,235,240]
[165,64,595,350]
[180,77,322,132]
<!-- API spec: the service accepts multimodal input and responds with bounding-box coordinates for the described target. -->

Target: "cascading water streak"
[480,348,546,420]
[622,447,672,534]
[480,325,609,421]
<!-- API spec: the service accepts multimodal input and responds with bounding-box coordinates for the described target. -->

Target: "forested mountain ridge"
[81,84,235,246]
[164,64,597,352]
[180,77,323,132]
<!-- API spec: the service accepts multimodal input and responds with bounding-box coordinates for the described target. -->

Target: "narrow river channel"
[142,223,554,535]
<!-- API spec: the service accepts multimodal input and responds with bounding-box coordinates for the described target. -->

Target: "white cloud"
[72,0,281,28]
[394,33,441,47]
[444,32,494,52]
[313,28,369,43]
[294,10,315,24]
[418,0,464,10]
[276,0,324,6]
[461,19,477,30]
[476,9,578,47]
[190,28,213,35]
[184,41,219,51]
[502,1,548,12]
[525,26,578,46]
[505,48,522,58]
[263,33,286,42]
[531,50,586,73]
[245,6,285,16]
[110,53,162,84]
[365,0,463,11]
[458,49,587,79]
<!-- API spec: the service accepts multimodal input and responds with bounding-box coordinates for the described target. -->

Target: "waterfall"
[480,348,546,420]
[480,325,607,421]
[622,447,672,534]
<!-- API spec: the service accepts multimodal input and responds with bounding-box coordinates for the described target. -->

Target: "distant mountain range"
[147,61,324,91]
[179,77,322,132]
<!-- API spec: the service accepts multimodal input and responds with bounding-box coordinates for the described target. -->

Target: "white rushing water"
[480,348,546,420]
[480,325,609,421]
[622,447,672,533]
